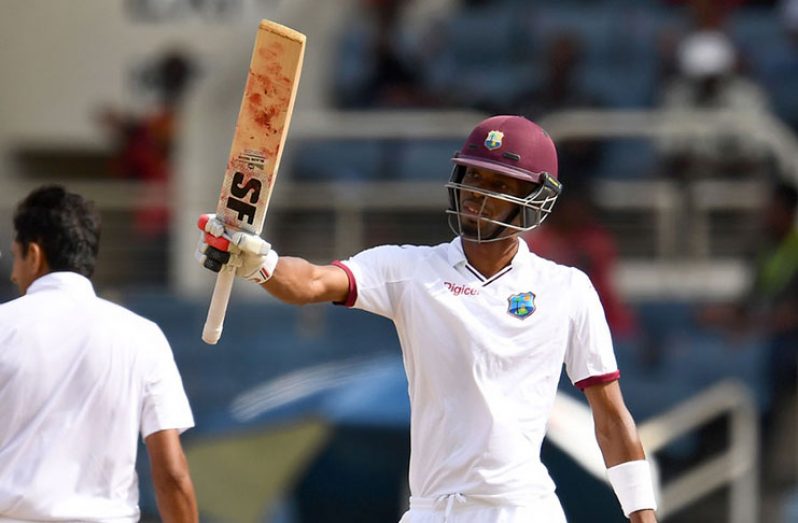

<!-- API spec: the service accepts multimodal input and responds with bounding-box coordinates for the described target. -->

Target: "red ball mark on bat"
[248,93,262,106]
[254,73,273,97]
[258,47,280,60]
[254,112,271,131]
[254,105,280,132]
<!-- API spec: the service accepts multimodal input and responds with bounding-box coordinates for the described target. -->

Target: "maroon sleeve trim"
[575,370,621,391]
[331,260,357,307]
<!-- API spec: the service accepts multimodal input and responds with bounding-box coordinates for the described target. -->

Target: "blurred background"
[1,0,797,521]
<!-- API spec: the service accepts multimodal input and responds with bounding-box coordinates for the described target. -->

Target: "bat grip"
[202,267,236,345]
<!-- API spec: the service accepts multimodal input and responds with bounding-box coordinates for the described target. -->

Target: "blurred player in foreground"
[197,116,657,522]
[0,186,198,522]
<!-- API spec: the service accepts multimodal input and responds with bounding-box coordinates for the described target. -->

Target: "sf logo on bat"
[225,152,266,225]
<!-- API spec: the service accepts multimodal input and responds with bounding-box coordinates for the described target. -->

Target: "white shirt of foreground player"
[0,272,194,523]
[338,237,619,504]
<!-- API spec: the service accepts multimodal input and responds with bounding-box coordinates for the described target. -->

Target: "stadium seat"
[291,139,383,181]
[396,139,463,180]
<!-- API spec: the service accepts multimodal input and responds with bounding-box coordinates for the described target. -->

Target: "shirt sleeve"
[140,324,195,440]
[335,244,413,320]
[564,269,620,389]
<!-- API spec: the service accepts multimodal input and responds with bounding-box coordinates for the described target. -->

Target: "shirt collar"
[446,237,468,267]
[446,236,531,268]
[512,236,532,267]
[26,272,96,299]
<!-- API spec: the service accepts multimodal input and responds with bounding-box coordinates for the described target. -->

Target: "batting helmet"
[446,115,562,242]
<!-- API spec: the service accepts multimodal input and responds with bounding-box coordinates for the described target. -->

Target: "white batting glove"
[195,213,279,285]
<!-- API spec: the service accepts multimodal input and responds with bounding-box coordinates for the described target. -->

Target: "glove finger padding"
[198,213,225,238]
[205,246,231,265]
[195,237,226,273]
[204,257,224,273]
[230,231,272,256]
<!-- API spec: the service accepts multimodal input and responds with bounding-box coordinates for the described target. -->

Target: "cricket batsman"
[196,115,658,522]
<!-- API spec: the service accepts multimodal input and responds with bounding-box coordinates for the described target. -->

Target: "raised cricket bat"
[202,20,305,344]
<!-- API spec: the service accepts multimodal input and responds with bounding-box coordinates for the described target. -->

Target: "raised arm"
[584,381,658,522]
[263,256,349,305]
[195,214,351,305]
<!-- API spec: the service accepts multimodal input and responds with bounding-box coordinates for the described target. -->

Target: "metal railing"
[639,380,760,522]
[549,380,759,522]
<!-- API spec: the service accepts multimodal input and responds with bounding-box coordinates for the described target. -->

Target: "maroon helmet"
[446,115,562,242]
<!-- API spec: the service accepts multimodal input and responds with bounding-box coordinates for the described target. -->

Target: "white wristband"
[607,460,657,518]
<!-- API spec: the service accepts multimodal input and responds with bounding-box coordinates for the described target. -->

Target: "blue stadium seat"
[291,139,383,181]
[396,139,462,180]
[519,6,615,65]
[729,8,784,59]
[579,64,657,108]
[451,64,541,108]
[424,2,529,104]
[438,4,522,66]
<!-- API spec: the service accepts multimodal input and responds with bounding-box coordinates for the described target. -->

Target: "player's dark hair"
[13,185,101,278]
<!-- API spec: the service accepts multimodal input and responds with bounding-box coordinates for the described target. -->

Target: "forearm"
[146,430,199,523]
[630,509,657,523]
[262,256,347,305]
[595,408,646,467]
[585,382,657,520]
[152,471,198,523]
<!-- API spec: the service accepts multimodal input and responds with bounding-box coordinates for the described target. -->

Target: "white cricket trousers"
[398,493,568,523]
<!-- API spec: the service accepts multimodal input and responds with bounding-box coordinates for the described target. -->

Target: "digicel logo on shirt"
[444,282,480,296]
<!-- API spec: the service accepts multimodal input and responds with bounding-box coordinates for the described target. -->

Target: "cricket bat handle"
[202,266,236,344]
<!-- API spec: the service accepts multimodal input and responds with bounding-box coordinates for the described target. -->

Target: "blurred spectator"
[662,0,745,30]
[523,189,637,339]
[752,183,798,447]
[506,32,605,189]
[657,30,771,179]
[98,49,196,282]
[333,0,434,108]
[508,33,599,117]
[699,181,798,499]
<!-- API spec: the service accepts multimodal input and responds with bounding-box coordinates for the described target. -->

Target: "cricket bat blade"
[201,19,305,344]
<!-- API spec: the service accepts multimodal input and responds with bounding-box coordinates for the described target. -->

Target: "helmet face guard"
[445,115,562,242]
[446,164,562,243]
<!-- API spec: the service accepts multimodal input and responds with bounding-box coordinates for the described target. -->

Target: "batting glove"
[195,213,279,285]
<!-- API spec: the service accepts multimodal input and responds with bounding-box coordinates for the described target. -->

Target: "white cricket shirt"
[0,273,194,522]
[335,237,619,503]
